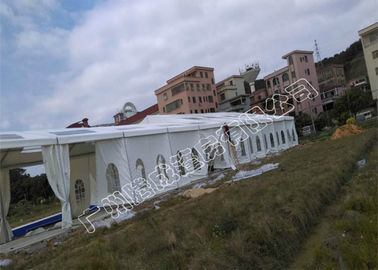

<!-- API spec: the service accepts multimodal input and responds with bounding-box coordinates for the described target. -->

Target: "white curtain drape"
[0,169,12,244]
[42,144,72,229]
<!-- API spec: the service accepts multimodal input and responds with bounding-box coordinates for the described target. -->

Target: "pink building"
[154,66,219,114]
[262,50,323,118]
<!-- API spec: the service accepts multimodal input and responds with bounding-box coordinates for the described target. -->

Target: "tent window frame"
[256,136,262,152]
[249,136,254,153]
[176,151,186,176]
[156,154,168,180]
[191,148,201,170]
[74,179,85,203]
[276,131,280,145]
[240,140,246,156]
[281,130,286,144]
[106,163,121,193]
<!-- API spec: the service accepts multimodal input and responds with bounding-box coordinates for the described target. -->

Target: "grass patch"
[8,200,61,228]
[290,141,377,269]
[3,129,377,269]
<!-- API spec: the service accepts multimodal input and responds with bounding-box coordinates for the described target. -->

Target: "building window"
[206,84,210,90]
[201,109,204,113]
[282,73,289,82]
[74,179,85,203]
[210,108,215,112]
[213,90,216,96]
[192,96,196,103]
[230,80,233,86]
[191,148,201,170]
[273,77,279,86]
[267,80,271,88]
[200,71,203,78]
[288,56,293,65]
[208,96,213,103]
[190,83,194,90]
[211,78,214,84]
[215,102,218,108]
[220,93,225,101]
[163,93,168,100]
[199,97,202,103]
[197,83,200,91]
[291,71,296,78]
[106,163,120,193]
[166,99,182,112]
[163,107,166,112]
[171,83,185,96]
[195,109,198,113]
[305,55,308,62]
[205,72,208,78]
[202,84,206,91]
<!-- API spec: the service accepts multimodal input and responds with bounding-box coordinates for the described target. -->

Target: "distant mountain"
[316,40,367,81]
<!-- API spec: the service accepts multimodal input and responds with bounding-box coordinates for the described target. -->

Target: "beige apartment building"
[358,22,378,107]
[154,66,218,114]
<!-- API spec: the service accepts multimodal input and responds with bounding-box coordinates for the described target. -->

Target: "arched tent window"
[191,148,201,170]
[264,134,268,149]
[270,133,275,147]
[256,136,262,152]
[156,154,168,180]
[281,130,286,144]
[276,132,280,145]
[240,141,246,156]
[176,151,185,176]
[106,163,120,193]
[74,179,85,203]
[292,129,296,141]
[249,137,254,153]
[136,159,146,179]
[204,143,211,160]
[287,130,291,142]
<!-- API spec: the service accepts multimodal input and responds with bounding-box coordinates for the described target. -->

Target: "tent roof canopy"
[0,113,292,152]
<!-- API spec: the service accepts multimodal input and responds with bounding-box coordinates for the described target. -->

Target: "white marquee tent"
[0,113,298,243]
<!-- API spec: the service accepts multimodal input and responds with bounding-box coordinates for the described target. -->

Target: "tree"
[315,112,334,131]
[295,113,312,136]
[9,169,54,204]
[334,87,373,123]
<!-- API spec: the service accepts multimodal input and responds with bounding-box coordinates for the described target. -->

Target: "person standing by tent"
[222,124,240,170]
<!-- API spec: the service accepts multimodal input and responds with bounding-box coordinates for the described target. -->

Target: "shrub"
[346,117,356,125]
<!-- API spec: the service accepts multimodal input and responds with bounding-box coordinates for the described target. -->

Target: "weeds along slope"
[6,129,377,270]
[291,141,377,270]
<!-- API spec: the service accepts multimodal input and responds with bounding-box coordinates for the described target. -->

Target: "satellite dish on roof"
[122,102,137,118]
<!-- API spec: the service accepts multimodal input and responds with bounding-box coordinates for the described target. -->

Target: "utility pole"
[314,40,322,64]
